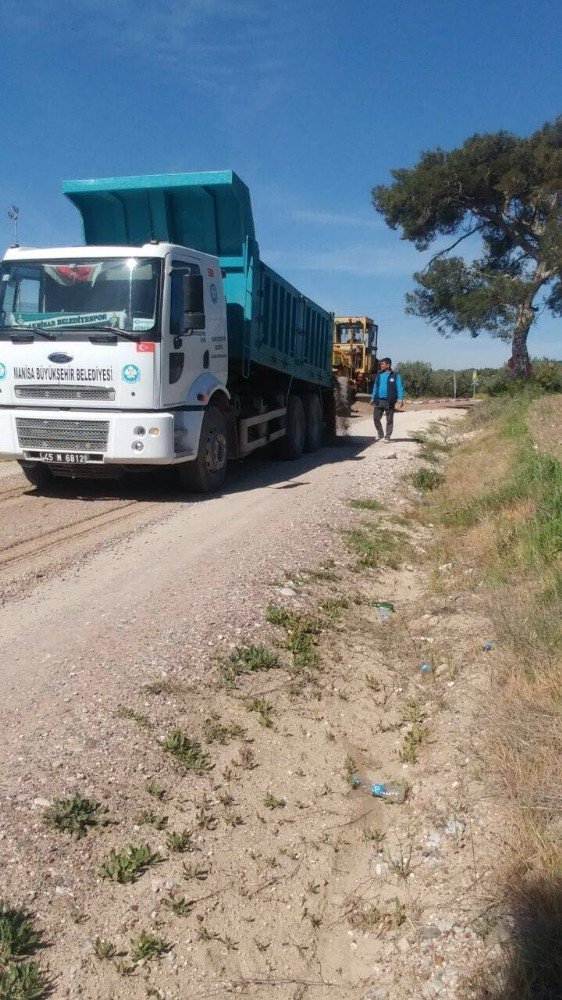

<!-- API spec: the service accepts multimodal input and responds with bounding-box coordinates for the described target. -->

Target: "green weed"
[263,793,286,810]
[247,697,274,728]
[115,705,154,729]
[0,960,46,999]
[348,498,384,511]
[130,931,169,963]
[0,905,39,963]
[220,644,279,687]
[98,843,160,884]
[93,937,116,960]
[203,715,246,744]
[160,730,212,773]
[410,467,445,491]
[166,829,193,853]
[135,809,168,830]
[399,723,431,763]
[43,795,109,839]
[145,780,166,801]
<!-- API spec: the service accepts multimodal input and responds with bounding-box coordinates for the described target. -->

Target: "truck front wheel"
[278,394,305,460]
[302,393,323,453]
[18,462,53,490]
[178,406,228,493]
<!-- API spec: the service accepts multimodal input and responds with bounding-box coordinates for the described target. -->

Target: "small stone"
[397,936,410,953]
[33,798,52,808]
[278,587,297,598]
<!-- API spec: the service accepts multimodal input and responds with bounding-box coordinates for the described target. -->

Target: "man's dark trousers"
[373,404,395,440]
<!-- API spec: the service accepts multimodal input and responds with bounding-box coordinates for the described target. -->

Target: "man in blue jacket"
[370,358,404,441]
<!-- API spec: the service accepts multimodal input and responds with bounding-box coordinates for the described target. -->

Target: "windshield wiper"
[0,325,58,341]
[83,326,141,341]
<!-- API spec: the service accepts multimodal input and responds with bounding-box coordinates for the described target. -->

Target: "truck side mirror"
[183,273,205,332]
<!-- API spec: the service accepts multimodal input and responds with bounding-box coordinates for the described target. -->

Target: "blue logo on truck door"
[210,282,218,303]
[0,363,6,380]
[122,363,141,384]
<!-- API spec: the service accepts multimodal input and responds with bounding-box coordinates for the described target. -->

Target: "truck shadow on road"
[27,432,374,504]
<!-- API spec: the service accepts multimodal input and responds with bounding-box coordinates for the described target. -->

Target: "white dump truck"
[0,171,334,491]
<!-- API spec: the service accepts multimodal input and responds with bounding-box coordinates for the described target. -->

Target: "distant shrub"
[483,359,562,396]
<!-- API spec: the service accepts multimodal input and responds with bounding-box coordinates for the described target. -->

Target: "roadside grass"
[343,522,411,569]
[427,394,562,1000]
[348,498,385,511]
[410,466,445,492]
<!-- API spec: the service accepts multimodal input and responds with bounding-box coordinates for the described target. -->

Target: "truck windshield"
[0,258,161,336]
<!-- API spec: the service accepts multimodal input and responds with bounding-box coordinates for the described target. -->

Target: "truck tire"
[335,376,352,418]
[18,462,53,490]
[302,393,323,453]
[278,394,305,460]
[177,405,228,493]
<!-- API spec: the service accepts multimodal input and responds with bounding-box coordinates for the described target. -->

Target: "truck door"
[161,258,207,408]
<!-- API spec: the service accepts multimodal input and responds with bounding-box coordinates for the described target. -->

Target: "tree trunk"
[509,303,533,377]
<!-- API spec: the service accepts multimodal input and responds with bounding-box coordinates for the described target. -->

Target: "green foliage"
[160,730,212,772]
[98,843,160,883]
[165,829,193,853]
[266,605,323,670]
[348,498,384,511]
[410,467,445,491]
[395,360,433,397]
[373,118,562,371]
[219,644,278,687]
[43,794,109,839]
[0,905,39,963]
[130,931,169,963]
[263,792,286,809]
[247,697,274,728]
[0,904,46,1000]
[484,359,562,396]
[0,959,46,999]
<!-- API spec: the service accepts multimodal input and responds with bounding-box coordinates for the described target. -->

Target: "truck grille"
[15,385,115,401]
[16,418,110,452]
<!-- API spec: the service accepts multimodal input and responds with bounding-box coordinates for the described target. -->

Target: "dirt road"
[0,405,470,999]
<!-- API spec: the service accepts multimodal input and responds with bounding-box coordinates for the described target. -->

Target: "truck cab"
[0,243,229,484]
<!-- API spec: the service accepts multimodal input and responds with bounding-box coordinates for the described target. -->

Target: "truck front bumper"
[0,408,203,466]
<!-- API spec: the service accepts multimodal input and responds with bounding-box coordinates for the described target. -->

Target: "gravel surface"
[0,404,502,1000]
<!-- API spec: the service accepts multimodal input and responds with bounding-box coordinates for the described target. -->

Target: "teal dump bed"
[63,171,333,388]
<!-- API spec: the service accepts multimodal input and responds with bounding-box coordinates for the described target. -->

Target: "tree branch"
[422,224,484,270]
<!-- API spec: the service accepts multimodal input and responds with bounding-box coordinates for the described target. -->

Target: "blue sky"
[1,0,560,367]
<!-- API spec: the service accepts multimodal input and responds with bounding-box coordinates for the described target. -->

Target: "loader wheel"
[18,462,53,490]
[178,405,228,493]
[302,393,323,453]
[278,394,305,460]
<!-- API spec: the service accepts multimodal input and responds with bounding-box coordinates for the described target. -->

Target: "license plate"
[35,451,89,464]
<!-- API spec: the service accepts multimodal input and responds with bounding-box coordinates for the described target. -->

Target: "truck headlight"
[134,425,146,436]
[132,441,144,452]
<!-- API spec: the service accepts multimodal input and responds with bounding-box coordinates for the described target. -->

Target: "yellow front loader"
[333,316,379,404]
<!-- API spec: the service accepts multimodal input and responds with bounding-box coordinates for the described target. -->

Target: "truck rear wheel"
[302,393,323,453]
[18,462,53,490]
[178,405,228,493]
[278,394,305,460]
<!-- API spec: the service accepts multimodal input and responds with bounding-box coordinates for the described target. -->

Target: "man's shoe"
[383,437,392,443]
